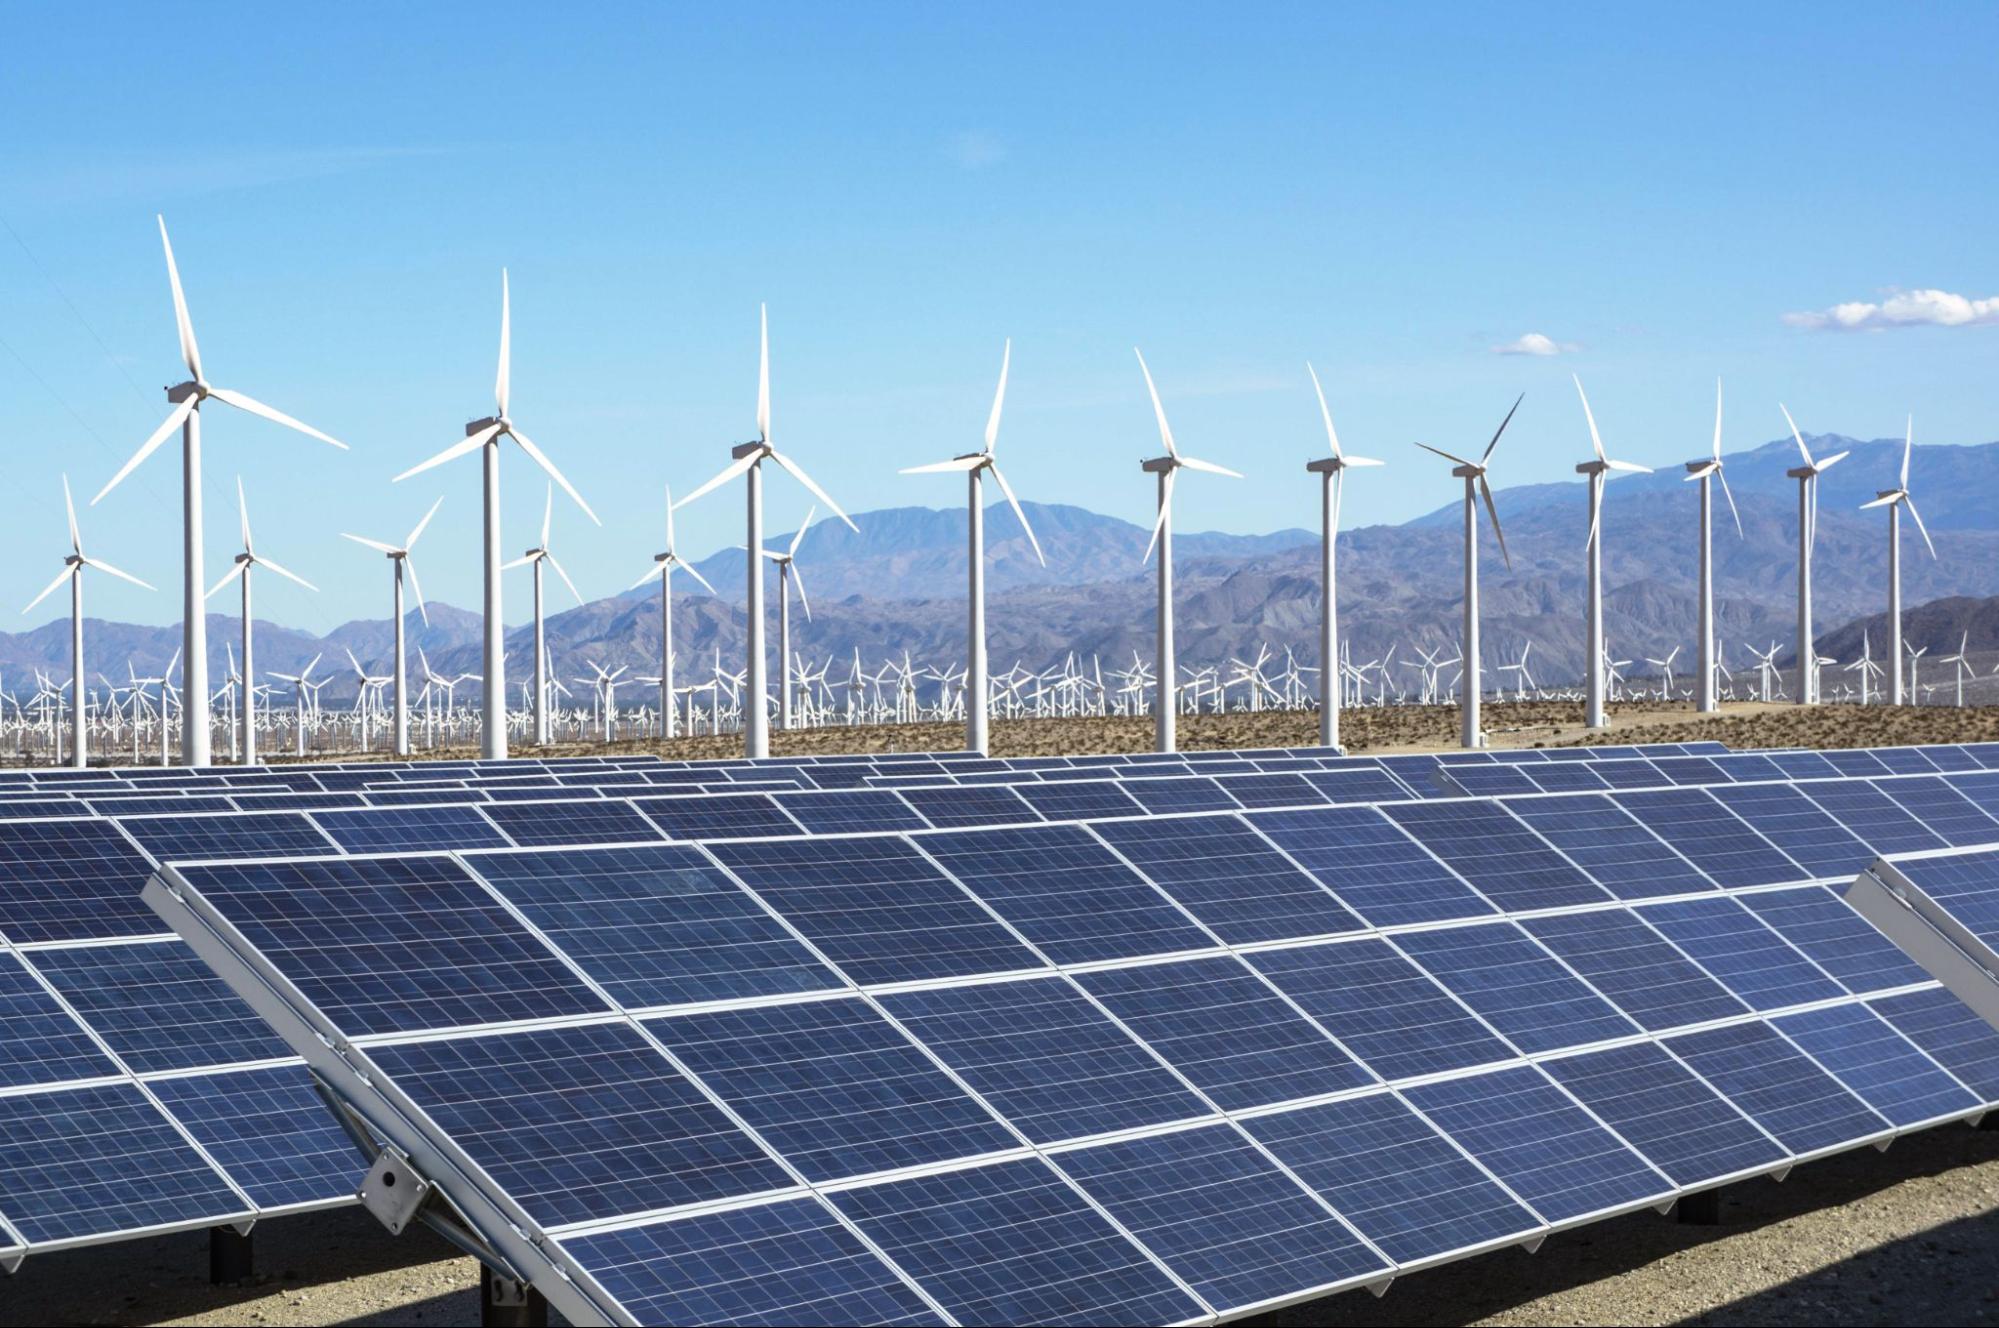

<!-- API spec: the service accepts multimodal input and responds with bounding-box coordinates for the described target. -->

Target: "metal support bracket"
[360,1144,433,1236]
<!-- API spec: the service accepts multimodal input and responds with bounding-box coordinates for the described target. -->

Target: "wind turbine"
[23,476,153,768]
[91,217,346,765]
[1780,404,1849,705]
[503,484,583,745]
[341,496,443,756]
[628,485,716,740]
[1859,417,1936,705]
[204,479,314,766]
[1683,379,1743,713]
[1416,394,1523,748]
[394,271,598,759]
[1303,363,1382,750]
[758,507,821,732]
[675,305,856,758]
[1573,376,1653,728]
[1135,349,1241,753]
[899,340,1045,754]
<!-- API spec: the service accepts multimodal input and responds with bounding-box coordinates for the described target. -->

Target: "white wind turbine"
[341,496,443,756]
[1780,404,1849,705]
[1859,417,1936,705]
[395,271,598,759]
[1573,376,1653,728]
[1683,379,1743,713]
[503,484,583,745]
[675,305,856,758]
[628,485,716,741]
[1135,349,1242,753]
[1417,394,1523,749]
[1303,363,1382,750]
[92,217,346,765]
[758,507,822,733]
[205,479,315,766]
[23,476,153,768]
[899,340,1045,754]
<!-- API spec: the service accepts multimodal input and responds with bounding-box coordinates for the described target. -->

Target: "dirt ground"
[1,1121,1994,1327]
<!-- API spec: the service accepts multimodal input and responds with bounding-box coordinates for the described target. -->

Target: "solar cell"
[0,953,120,1088]
[1392,923,1639,1052]
[1662,1022,1887,1154]
[1705,783,1876,881]
[1210,773,1325,810]
[1121,777,1239,815]
[0,819,167,943]
[897,785,1042,830]
[1869,987,1999,1100]
[1616,789,1804,888]
[1870,777,1999,847]
[1521,910,1748,1031]
[1248,806,1495,927]
[148,1064,363,1210]
[1771,1004,1981,1127]
[1015,781,1147,822]
[1795,782,1947,856]
[1383,801,1610,911]
[1502,795,1715,900]
[1301,769,1414,803]
[1537,1043,1787,1186]
[774,791,927,836]
[485,798,665,848]
[27,940,291,1073]
[311,804,510,853]
[1736,886,1931,993]
[1635,896,1844,1011]
[1089,815,1364,944]
[118,812,338,864]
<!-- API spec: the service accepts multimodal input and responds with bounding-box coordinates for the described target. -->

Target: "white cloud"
[1491,332,1577,356]
[1783,288,1999,332]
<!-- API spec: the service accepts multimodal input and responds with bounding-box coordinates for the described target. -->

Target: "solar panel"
[311,803,511,853]
[1536,1043,1787,1186]
[1248,806,1493,927]
[1520,910,1749,1031]
[486,798,665,848]
[1089,815,1364,943]
[1635,896,1844,1011]
[1382,801,1611,912]
[897,785,1042,830]
[1771,1003,1980,1127]
[25,940,291,1073]
[1736,886,1932,993]
[0,819,165,943]
[1391,922,1638,1053]
[1869,987,1999,1100]
[1705,783,1876,881]
[775,790,927,836]
[146,1064,364,1210]
[1121,776,1238,815]
[1616,789,1804,888]
[1661,1021,1888,1155]
[1794,782,1947,856]
[1502,795,1716,900]
[1014,780,1146,822]
[117,811,338,864]
[0,953,120,1088]
[1869,777,1999,847]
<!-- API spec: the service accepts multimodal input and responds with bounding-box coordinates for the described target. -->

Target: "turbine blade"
[206,387,346,450]
[1141,467,1175,565]
[1306,361,1342,458]
[394,422,502,483]
[508,426,600,525]
[1780,403,1812,466]
[403,555,428,627]
[341,533,399,554]
[1179,455,1243,478]
[84,557,153,591]
[1480,474,1511,569]
[1414,441,1475,467]
[769,449,857,531]
[1134,348,1178,457]
[790,565,812,621]
[985,338,1010,451]
[205,561,247,599]
[1905,494,1938,560]
[93,396,196,505]
[158,216,202,382]
[900,456,983,474]
[237,476,253,554]
[1331,465,1344,535]
[988,463,1046,566]
[255,554,317,592]
[1858,492,1900,510]
[789,504,816,558]
[541,482,552,551]
[1902,416,1913,490]
[1713,377,1724,463]
[756,302,771,442]
[1585,481,1601,554]
[674,452,758,509]
[626,561,665,591]
[1606,459,1652,474]
[1483,392,1525,464]
[1718,468,1743,538]
[1573,373,1606,462]
[22,566,71,615]
[62,475,79,554]
[406,494,445,548]
[1816,449,1849,471]
[496,269,511,419]
[1342,455,1385,467]
[664,483,676,550]
[502,552,538,571]
[679,557,717,596]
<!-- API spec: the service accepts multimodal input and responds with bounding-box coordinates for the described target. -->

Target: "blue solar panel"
[173,857,610,1036]
[462,845,842,1009]
[632,793,800,841]
[878,977,1208,1143]
[1870,778,1999,847]
[1538,1044,1787,1185]
[1869,987,1999,1100]
[915,825,1213,965]
[1794,780,1946,855]
[1122,777,1239,815]
[87,795,238,816]
[363,1021,790,1227]
[898,785,1042,829]
[0,798,90,820]
[1736,886,1931,993]
[708,837,1046,987]
[1635,897,1844,1011]
[1383,801,1611,911]
[1076,957,1374,1109]
[1521,763,1614,794]
[1015,781,1146,822]
[1664,1022,1886,1154]
[1248,806,1495,927]
[561,1199,944,1328]
[485,798,666,848]
[0,819,166,944]
[1211,773,1325,810]
[1392,923,1638,1052]
[774,791,926,836]
[149,1064,362,1210]
[1521,910,1749,1030]
[1056,1123,1389,1312]
[1819,749,1894,778]
[1772,1003,1981,1127]
[1502,795,1716,900]
[1616,789,1804,888]
[117,812,338,864]
[1439,765,1543,797]
[1295,769,1404,804]
[0,953,119,1088]
[27,940,291,1073]
[1250,940,1516,1080]
[311,804,510,853]
[1243,1093,1540,1264]
[1088,815,1363,944]
[829,1158,1201,1328]
[647,998,1015,1181]
[0,1081,247,1244]
[1400,1065,1670,1222]
[1705,783,1876,881]
[363,786,490,807]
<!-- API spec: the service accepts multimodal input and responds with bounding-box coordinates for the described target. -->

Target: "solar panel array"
[143,744,1999,1327]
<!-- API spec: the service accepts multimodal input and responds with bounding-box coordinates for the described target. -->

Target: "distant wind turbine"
[341,496,443,756]
[1135,349,1241,754]
[1683,379,1743,713]
[1416,394,1523,748]
[1780,404,1849,705]
[504,484,583,745]
[628,485,715,740]
[1303,363,1381,750]
[761,507,819,732]
[1859,417,1937,705]
[900,340,1045,753]
[1572,376,1653,728]
[205,479,315,766]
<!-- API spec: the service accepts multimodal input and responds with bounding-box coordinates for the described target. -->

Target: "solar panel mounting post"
[209,1224,253,1284]
[480,1263,549,1328]
[1677,1187,1723,1225]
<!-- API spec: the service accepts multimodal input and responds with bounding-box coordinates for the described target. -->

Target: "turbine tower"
[900,340,1045,754]
[1780,404,1849,705]
[675,306,856,758]
[1683,379,1742,713]
[206,479,316,766]
[1416,394,1522,749]
[1572,376,1653,729]
[395,271,598,759]
[628,485,716,740]
[24,477,153,768]
[1303,363,1381,750]
[761,508,820,732]
[1859,417,1936,705]
[93,217,346,765]
[341,497,443,757]
[1135,349,1242,754]
[504,485,584,745]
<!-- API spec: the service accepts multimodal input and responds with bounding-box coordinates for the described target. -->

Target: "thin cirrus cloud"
[1491,332,1579,356]
[1783,288,1999,332]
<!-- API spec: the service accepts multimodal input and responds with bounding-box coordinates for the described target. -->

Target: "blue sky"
[2,3,1994,631]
